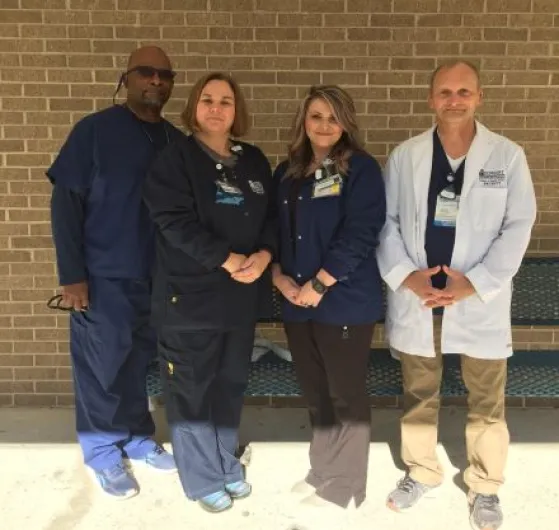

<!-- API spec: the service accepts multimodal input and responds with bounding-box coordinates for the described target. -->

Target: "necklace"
[121,103,170,147]
[141,123,170,146]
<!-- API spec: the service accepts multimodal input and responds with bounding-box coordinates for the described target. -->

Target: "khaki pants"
[395,323,510,495]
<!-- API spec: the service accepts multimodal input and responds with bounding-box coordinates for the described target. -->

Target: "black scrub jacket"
[144,134,278,331]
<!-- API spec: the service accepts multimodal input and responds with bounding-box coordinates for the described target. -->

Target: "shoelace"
[104,462,127,479]
[396,476,418,494]
[151,445,165,456]
[476,494,500,509]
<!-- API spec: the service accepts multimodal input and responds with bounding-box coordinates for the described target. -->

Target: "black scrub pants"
[284,321,374,508]
[157,324,255,500]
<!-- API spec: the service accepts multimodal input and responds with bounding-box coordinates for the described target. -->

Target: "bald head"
[122,46,174,116]
[430,60,481,93]
[127,46,172,71]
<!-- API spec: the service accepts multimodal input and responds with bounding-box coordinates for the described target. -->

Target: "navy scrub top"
[47,104,181,282]
[275,152,387,326]
[425,129,465,291]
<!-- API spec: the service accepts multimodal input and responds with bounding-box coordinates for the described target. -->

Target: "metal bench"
[257,256,559,326]
[147,257,559,402]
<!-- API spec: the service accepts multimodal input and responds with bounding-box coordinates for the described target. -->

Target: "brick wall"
[1,0,558,406]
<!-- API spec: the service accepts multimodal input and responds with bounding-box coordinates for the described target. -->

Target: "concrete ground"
[0,407,558,530]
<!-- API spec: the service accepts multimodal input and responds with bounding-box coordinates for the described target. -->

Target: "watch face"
[312,278,327,294]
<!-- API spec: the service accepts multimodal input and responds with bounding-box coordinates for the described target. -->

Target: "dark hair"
[284,85,365,179]
[430,60,481,91]
[181,72,249,137]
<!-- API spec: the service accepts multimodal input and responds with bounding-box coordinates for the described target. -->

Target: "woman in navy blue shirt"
[272,85,386,509]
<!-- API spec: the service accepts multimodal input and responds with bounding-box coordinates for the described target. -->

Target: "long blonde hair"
[284,85,364,179]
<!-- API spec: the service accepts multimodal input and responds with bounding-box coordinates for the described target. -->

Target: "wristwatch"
[311,277,329,295]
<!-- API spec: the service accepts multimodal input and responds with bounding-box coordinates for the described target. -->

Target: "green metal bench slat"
[146,349,559,399]
[510,258,559,325]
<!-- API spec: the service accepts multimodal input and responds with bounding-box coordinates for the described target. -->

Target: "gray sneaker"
[468,492,503,530]
[386,476,437,512]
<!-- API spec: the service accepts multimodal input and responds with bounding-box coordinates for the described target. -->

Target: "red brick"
[0,10,42,23]
[441,0,484,11]
[210,27,254,40]
[533,0,559,13]
[277,72,321,85]
[301,0,344,12]
[233,13,277,27]
[531,28,559,41]
[486,0,532,12]
[70,0,116,7]
[298,57,343,70]
[255,27,299,41]
[231,42,277,56]
[367,42,414,56]
[485,28,529,41]
[15,394,57,406]
[188,41,232,55]
[510,13,554,26]
[0,382,34,394]
[294,44,330,58]
[511,43,551,56]
[528,87,559,100]
[347,28,391,41]
[393,0,438,12]
[186,12,230,26]
[302,28,346,41]
[256,0,300,11]
[483,57,528,70]
[417,14,462,27]
[506,72,550,85]
[322,72,367,85]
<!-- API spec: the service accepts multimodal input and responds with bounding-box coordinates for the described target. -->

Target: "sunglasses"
[47,294,87,313]
[125,65,176,82]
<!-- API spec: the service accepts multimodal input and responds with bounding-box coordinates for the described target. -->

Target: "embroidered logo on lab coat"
[248,180,265,195]
[478,169,506,188]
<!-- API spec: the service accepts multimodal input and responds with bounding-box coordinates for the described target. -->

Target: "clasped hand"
[273,275,323,308]
[403,265,476,308]
[223,251,272,284]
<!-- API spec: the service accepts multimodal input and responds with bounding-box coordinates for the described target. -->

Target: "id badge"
[434,194,459,227]
[312,174,342,199]
[215,179,244,206]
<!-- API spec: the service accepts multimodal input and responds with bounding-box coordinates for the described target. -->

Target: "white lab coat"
[377,122,537,359]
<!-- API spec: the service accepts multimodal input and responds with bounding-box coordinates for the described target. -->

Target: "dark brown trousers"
[284,321,374,508]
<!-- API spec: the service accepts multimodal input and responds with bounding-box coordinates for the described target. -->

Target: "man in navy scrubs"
[47,46,182,499]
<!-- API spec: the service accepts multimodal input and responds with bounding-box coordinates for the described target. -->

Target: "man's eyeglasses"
[125,65,176,82]
[47,294,87,313]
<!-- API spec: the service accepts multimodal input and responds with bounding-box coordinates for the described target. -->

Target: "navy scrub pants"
[157,324,255,500]
[70,276,158,471]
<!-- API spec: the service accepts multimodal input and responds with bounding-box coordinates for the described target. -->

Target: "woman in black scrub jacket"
[143,72,276,513]
[272,85,386,509]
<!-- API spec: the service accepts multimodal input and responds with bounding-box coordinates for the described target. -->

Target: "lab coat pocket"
[460,288,511,331]
[165,272,226,330]
[468,188,507,232]
[386,286,418,325]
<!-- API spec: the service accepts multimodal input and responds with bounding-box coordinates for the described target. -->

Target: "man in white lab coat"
[377,60,536,530]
